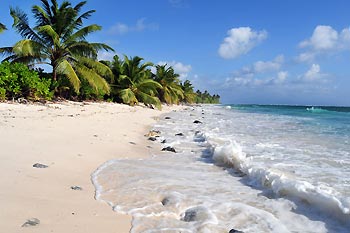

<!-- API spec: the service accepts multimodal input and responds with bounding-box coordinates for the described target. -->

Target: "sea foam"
[92,105,350,232]
[208,137,350,221]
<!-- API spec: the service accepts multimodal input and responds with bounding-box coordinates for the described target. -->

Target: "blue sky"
[1,0,350,106]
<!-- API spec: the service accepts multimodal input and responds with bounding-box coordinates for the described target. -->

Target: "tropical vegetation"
[0,0,220,107]
[0,0,113,94]
[0,23,6,33]
[0,62,52,101]
[154,64,184,105]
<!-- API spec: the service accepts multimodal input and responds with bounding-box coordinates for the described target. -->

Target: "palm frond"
[67,41,98,58]
[0,47,14,59]
[76,64,110,94]
[138,79,162,93]
[36,25,60,47]
[10,7,42,42]
[137,91,162,110]
[119,88,138,105]
[66,24,102,42]
[75,10,95,27]
[79,57,113,78]
[32,5,51,26]
[12,39,44,57]
[90,42,114,52]
[73,1,87,12]
[39,0,53,19]
[0,23,7,33]
[56,59,81,92]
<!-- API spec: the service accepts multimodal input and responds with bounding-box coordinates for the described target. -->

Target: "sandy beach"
[0,101,179,233]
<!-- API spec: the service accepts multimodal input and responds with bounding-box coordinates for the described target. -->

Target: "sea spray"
[207,136,350,221]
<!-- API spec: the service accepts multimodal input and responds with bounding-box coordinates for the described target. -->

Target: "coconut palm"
[0,23,6,33]
[116,55,162,109]
[154,64,184,105]
[181,80,196,104]
[0,0,113,94]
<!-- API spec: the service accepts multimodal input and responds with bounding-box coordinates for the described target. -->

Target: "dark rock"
[161,197,170,206]
[71,186,83,191]
[162,146,176,153]
[181,206,212,223]
[93,134,98,137]
[148,137,157,141]
[165,116,171,119]
[182,209,197,222]
[161,139,167,144]
[22,218,40,227]
[175,133,184,136]
[33,163,48,168]
[129,141,136,145]
[229,229,244,233]
[193,120,202,124]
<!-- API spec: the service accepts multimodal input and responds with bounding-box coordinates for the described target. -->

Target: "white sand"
[0,101,179,233]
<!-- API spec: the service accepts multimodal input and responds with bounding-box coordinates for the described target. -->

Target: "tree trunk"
[52,67,58,96]
[53,68,57,81]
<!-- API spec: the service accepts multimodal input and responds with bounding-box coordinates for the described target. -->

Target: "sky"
[1,0,350,106]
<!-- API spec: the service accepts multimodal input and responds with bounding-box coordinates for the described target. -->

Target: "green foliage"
[181,80,196,104]
[79,78,106,100]
[0,23,6,33]
[195,90,220,104]
[0,62,52,100]
[0,1,221,106]
[154,65,184,105]
[0,87,6,100]
[105,55,162,109]
[1,0,113,95]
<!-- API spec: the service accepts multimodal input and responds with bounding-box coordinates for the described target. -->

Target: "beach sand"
[0,101,178,233]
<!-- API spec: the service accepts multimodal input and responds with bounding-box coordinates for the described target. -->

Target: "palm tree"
[0,0,113,94]
[116,55,162,109]
[154,64,184,105]
[181,80,196,104]
[0,23,6,33]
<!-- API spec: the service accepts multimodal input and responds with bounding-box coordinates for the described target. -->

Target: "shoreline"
[0,101,181,233]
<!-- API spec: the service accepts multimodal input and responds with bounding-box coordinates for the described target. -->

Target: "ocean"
[92,104,350,233]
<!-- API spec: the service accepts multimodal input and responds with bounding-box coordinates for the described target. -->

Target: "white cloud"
[218,27,267,59]
[225,70,288,88]
[300,25,338,50]
[275,71,288,84]
[223,55,287,88]
[156,61,192,80]
[299,64,329,82]
[253,55,284,73]
[97,51,115,61]
[297,25,350,62]
[296,52,315,63]
[108,18,158,35]
[304,64,320,81]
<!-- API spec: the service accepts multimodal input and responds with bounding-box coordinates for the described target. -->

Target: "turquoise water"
[230,104,350,137]
[93,105,350,232]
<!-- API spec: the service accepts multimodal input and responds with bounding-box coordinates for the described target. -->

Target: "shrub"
[79,78,106,100]
[0,87,6,101]
[0,62,52,100]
